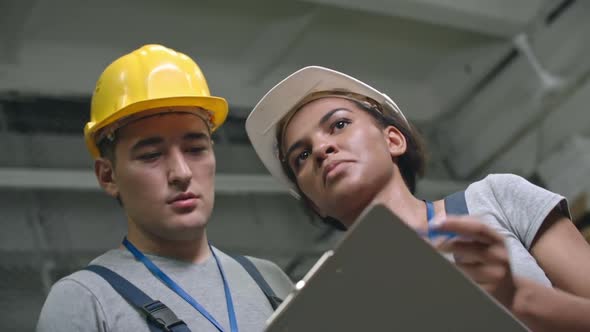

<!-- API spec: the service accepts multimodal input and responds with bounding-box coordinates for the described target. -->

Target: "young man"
[36,44,293,332]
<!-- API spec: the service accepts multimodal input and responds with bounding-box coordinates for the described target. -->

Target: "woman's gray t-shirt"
[462,174,570,286]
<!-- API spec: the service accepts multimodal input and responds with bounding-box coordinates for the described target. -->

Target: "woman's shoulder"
[465,173,534,198]
[470,173,528,189]
[465,173,568,222]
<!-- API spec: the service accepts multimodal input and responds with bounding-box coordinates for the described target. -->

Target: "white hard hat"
[246,66,407,198]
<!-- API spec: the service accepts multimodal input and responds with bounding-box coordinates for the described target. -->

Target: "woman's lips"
[323,160,350,185]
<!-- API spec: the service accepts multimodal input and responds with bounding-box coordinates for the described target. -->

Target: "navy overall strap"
[231,255,283,310]
[84,265,191,332]
[444,190,469,216]
[122,238,237,332]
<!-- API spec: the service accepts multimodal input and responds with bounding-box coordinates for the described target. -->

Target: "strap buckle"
[142,300,185,332]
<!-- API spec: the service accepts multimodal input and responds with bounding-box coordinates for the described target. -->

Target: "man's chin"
[157,225,207,243]
[174,216,209,231]
[163,211,210,232]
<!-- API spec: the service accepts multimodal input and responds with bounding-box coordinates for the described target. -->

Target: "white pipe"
[513,33,566,93]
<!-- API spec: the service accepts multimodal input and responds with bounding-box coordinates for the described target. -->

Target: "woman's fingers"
[429,215,516,308]
[438,238,509,264]
[431,215,504,244]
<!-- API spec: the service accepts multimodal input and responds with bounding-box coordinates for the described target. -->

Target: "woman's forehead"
[286,98,362,129]
[299,96,358,111]
[282,98,369,148]
[289,98,351,123]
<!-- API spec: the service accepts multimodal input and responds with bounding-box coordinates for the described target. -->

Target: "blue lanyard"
[423,200,456,240]
[425,200,435,222]
[122,237,238,332]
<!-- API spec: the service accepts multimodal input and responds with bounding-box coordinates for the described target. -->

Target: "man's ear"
[384,125,407,158]
[95,158,119,198]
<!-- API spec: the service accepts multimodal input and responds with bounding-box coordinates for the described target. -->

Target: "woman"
[246,66,590,331]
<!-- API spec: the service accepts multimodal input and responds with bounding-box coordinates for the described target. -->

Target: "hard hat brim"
[85,95,228,158]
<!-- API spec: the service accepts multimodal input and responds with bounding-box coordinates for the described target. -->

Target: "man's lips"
[167,192,198,204]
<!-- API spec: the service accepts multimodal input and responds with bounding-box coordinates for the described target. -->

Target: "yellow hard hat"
[84,44,228,158]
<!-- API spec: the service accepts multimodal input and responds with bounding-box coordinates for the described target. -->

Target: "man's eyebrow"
[284,108,352,162]
[131,136,163,152]
[183,132,210,141]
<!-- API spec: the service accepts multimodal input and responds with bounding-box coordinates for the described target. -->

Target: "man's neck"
[124,224,211,264]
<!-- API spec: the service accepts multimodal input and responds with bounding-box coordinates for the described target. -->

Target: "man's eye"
[139,152,160,161]
[187,147,207,154]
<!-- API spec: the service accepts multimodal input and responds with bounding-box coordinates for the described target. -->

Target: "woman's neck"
[340,175,445,231]
[375,177,430,231]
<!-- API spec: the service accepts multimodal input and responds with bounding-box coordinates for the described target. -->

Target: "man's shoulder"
[37,250,160,332]
[214,248,294,298]
[242,256,283,274]
[36,255,120,332]
[49,250,130,298]
[242,255,294,298]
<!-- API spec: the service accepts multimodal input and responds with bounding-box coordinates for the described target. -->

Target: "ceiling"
[3,0,590,329]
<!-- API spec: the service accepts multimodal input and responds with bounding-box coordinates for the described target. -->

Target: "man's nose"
[167,148,192,187]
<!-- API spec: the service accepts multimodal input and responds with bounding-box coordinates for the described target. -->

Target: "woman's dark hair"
[276,96,427,230]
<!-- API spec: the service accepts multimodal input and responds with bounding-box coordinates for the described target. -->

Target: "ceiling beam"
[0,168,287,194]
[438,3,590,179]
[0,167,469,198]
[244,9,318,84]
[301,0,545,37]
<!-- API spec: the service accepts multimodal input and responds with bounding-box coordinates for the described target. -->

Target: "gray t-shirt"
[36,247,293,332]
[463,174,570,286]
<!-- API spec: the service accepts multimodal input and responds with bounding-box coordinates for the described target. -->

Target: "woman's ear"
[384,125,407,158]
[95,158,119,198]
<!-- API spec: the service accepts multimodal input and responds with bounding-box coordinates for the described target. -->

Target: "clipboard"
[265,204,529,331]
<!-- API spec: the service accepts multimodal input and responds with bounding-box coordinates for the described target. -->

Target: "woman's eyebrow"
[318,108,352,126]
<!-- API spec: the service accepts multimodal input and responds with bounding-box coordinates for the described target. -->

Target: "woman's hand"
[431,216,516,308]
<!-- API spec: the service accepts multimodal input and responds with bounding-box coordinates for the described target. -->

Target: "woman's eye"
[297,150,310,162]
[291,150,310,170]
[332,119,350,131]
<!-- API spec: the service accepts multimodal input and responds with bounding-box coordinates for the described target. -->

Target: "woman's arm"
[513,276,590,332]
[435,213,590,331]
[530,208,590,297]
[508,208,590,331]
